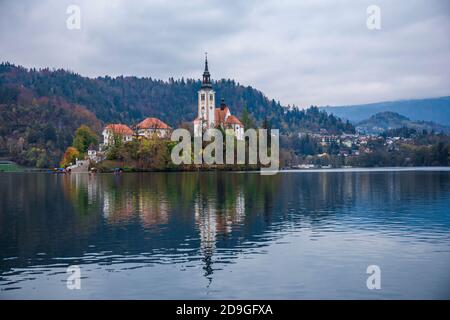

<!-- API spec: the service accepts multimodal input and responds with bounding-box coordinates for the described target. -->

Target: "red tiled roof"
[137,117,171,129]
[215,107,229,124]
[225,115,243,126]
[105,124,134,135]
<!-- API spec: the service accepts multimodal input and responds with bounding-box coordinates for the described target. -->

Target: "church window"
[201,94,205,101]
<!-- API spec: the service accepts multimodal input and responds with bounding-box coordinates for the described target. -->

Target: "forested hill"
[0,62,353,132]
[0,62,354,167]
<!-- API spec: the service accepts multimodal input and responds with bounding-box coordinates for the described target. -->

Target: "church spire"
[201,52,212,89]
[204,52,209,72]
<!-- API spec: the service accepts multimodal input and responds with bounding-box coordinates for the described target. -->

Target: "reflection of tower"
[194,194,217,283]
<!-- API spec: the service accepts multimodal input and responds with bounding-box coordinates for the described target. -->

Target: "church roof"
[225,115,243,126]
[137,117,171,129]
[215,107,229,124]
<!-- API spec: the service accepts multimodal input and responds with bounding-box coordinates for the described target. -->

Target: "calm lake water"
[1,169,449,299]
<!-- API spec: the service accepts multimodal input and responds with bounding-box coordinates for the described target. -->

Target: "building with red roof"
[102,124,134,146]
[193,56,245,140]
[136,117,171,139]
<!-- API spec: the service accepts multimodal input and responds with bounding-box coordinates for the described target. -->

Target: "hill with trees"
[356,111,450,134]
[0,85,101,167]
[0,62,354,167]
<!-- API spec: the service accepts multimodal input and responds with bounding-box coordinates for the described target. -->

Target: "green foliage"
[72,125,98,155]
[104,137,172,170]
[241,107,255,129]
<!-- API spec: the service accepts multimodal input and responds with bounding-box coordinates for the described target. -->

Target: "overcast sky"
[1,0,449,107]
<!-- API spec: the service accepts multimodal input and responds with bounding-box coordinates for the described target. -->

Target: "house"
[193,55,245,140]
[87,144,105,162]
[102,124,134,146]
[87,144,97,160]
[136,117,171,139]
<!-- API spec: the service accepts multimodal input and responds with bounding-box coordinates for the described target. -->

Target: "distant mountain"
[320,96,450,126]
[356,111,450,134]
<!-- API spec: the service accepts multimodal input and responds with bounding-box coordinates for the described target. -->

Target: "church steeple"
[201,52,212,89]
[197,53,215,129]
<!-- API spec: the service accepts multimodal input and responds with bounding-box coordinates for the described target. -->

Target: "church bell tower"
[198,53,215,128]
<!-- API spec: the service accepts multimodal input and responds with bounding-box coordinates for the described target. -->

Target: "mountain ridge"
[320,96,450,126]
[356,111,450,134]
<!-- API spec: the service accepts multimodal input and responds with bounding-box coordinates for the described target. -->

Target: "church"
[193,56,245,140]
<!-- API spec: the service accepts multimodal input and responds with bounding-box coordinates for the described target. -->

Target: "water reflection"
[0,171,450,298]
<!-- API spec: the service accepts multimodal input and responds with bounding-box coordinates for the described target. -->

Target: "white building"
[193,56,245,140]
[136,117,171,139]
[102,124,134,146]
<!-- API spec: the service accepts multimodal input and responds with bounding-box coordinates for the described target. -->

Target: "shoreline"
[1,166,450,174]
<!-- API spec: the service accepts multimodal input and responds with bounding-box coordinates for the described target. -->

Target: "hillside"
[320,96,450,126]
[0,62,354,167]
[0,85,102,167]
[356,111,450,134]
[0,63,353,132]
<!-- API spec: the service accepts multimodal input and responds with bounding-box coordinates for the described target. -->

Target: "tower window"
[210,94,213,101]
[201,94,205,101]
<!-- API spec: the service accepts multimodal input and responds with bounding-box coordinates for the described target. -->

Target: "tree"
[106,131,125,160]
[72,125,98,156]
[60,146,80,168]
[241,107,255,129]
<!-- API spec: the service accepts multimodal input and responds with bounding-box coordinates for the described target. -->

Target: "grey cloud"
[0,0,449,107]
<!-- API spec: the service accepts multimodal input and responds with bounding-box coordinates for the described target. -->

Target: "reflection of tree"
[60,174,102,232]
[100,174,172,228]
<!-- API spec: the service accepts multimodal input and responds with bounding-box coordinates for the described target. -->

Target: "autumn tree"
[60,146,80,168]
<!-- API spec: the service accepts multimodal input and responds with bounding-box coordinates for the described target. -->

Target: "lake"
[1,169,449,299]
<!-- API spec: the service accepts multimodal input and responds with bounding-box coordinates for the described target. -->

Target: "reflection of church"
[194,197,216,279]
[193,55,245,140]
[194,186,246,280]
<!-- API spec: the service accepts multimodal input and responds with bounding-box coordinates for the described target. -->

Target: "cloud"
[0,0,449,107]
